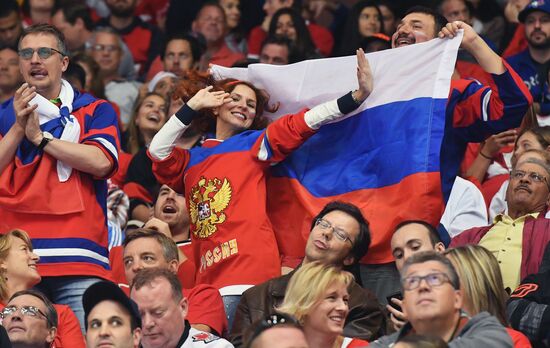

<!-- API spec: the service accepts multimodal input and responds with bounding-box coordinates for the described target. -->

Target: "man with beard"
[506,0,550,118]
[0,0,24,49]
[359,5,532,306]
[96,0,163,78]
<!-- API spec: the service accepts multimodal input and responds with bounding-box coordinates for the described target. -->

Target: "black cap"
[82,281,142,329]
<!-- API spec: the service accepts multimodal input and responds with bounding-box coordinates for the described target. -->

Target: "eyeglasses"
[510,170,548,184]
[91,44,119,53]
[18,47,65,60]
[0,305,51,325]
[402,272,452,291]
[315,218,353,244]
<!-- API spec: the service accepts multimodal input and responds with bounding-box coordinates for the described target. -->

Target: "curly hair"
[172,70,277,134]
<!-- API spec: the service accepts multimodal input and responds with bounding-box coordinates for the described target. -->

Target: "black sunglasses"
[18,47,65,60]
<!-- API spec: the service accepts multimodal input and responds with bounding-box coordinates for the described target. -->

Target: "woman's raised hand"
[187,86,231,111]
[353,48,373,104]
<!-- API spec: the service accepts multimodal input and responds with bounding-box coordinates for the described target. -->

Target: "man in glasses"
[0,23,119,329]
[2,289,58,348]
[370,251,512,347]
[451,149,550,292]
[88,26,141,130]
[230,201,385,347]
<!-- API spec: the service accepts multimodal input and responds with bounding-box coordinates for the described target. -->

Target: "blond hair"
[443,245,508,325]
[277,261,354,323]
[0,229,34,302]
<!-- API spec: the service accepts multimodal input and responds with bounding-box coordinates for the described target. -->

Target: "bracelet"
[479,151,492,160]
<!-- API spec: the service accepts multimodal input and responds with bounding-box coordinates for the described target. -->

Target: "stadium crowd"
[0,0,549,347]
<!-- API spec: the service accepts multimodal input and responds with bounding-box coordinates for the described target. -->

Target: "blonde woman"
[278,261,369,348]
[0,229,84,347]
[443,245,531,348]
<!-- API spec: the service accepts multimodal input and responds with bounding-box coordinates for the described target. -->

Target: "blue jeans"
[223,295,241,334]
[35,276,102,331]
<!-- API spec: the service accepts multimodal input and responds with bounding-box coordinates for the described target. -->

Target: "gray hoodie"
[369,312,513,347]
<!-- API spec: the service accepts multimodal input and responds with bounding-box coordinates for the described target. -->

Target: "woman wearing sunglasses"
[0,229,85,347]
[277,262,369,348]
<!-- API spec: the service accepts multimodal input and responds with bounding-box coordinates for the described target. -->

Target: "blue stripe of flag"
[271,97,447,197]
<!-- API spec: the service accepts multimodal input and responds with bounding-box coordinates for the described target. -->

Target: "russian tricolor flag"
[212,34,462,265]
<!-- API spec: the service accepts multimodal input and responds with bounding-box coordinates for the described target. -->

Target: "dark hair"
[404,6,449,35]
[267,7,318,60]
[123,228,180,264]
[260,35,302,64]
[245,313,303,348]
[131,267,183,302]
[338,0,385,56]
[475,0,503,23]
[401,251,460,290]
[19,24,68,56]
[0,0,20,19]
[0,45,17,54]
[311,201,371,264]
[161,32,205,63]
[9,289,58,329]
[394,220,442,246]
[53,2,94,31]
[63,61,86,89]
[71,53,106,99]
[438,0,474,19]
[399,334,449,348]
[173,70,276,133]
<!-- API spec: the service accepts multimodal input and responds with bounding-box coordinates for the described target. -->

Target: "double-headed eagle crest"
[189,177,232,238]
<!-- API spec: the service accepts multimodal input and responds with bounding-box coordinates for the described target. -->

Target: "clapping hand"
[13,83,37,132]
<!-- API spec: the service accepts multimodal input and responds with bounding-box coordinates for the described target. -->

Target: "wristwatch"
[37,131,54,151]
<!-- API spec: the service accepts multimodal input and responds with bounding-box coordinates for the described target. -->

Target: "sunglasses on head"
[18,47,65,60]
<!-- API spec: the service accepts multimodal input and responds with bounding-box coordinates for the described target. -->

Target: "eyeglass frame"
[510,169,549,185]
[401,272,454,291]
[18,47,66,60]
[315,218,354,244]
[0,305,53,326]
